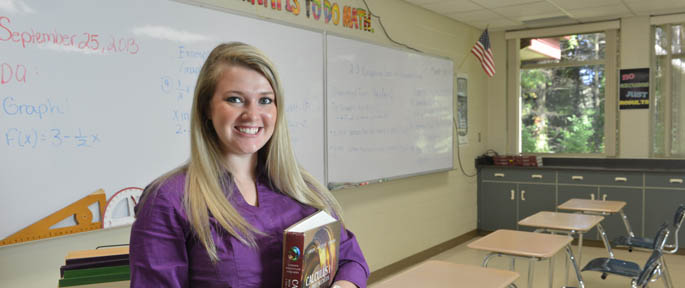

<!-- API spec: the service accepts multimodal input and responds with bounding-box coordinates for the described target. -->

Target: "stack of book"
[58,246,130,288]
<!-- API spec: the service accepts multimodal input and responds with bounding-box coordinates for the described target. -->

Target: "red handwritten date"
[0,16,139,55]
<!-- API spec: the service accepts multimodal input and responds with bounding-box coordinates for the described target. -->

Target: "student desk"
[518,211,604,265]
[371,260,519,288]
[468,229,584,288]
[558,198,635,259]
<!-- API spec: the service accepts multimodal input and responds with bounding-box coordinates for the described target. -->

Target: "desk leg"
[596,223,614,259]
[565,245,584,288]
[482,252,499,267]
[548,256,554,288]
[577,232,583,266]
[619,209,635,238]
[528,258,536,288]
[565,252,569,286]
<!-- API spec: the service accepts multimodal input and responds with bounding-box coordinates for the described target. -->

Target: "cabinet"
[557,170,643,240]
[478,168,555,232]
[644,173,685,243]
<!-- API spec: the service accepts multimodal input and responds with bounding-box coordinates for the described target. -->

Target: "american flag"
[471,29,495,77]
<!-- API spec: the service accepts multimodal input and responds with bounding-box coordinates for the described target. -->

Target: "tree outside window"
[520,32,606,154]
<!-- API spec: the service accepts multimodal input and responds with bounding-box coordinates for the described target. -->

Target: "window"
[506,25,618,155]
[652,23,685,157]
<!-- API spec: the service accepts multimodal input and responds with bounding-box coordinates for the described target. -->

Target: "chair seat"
[612,235,654,250]
[581,257,642,278]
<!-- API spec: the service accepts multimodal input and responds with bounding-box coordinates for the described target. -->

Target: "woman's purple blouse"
[129,173,369,287]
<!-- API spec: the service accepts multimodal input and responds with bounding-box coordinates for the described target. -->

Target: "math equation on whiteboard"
[4,128,100,149]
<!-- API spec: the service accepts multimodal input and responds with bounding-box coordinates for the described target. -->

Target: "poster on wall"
[457,74,468,145]
[619,68,649,110]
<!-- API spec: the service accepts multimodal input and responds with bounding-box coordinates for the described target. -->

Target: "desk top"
[518,211,604,232]
[558,198,626,213]
[467,229,572,258]
[371,260,519,288]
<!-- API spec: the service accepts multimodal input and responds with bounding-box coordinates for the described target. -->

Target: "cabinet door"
[518,183,556,232]
[600,187,643,239]
[558,185,599,240]
[645,188,685,243]
[480,182,517,231]
[558,185,598,204]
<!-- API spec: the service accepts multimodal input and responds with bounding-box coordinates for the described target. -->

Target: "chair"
[632,250,663,288]
[581,224,672,288]
[612,204,685,254]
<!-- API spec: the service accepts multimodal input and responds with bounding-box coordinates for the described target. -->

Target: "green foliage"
[559,114,595,153]
[519,32,606,154]
[521,125,538,153]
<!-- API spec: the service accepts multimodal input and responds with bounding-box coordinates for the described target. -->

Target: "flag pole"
[457,24,489,70]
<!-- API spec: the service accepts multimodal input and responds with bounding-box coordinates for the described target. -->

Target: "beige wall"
[0,1,487,287]
[619,16,651,158]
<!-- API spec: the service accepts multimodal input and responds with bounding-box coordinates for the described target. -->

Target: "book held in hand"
[282,210,341,288]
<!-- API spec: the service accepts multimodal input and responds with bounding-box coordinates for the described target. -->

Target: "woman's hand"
[331,280,358,288]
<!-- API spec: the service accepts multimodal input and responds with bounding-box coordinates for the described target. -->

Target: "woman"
[129,42,369,288]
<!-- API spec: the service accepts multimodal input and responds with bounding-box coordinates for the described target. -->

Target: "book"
[282,210,341,288]
[61,258,129,277]
[59,265,130,287]
[65,247,129,265]
[59,247,130,287]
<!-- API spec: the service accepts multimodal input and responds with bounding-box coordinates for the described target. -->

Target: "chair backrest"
[670,204,685,254]
[674,204,685,230]
[634,250,663,287]
[652,223,670,251]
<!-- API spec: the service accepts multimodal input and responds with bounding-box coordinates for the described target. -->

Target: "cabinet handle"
[510,190,515,200]
[669,178,683,184]
[531,174,543,179]
[494,173,505,178]
[614,177,627,182]
[590,194,595,200]
[602,194,607,201]
[521,190,526,201]
[572,175,584,181]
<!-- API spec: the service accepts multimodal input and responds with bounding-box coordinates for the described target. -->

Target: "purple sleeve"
[129,188,190,288]
[334,226,370,288]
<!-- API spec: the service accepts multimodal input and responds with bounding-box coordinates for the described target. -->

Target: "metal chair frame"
[581,224,673,288]
[613,204,684,254]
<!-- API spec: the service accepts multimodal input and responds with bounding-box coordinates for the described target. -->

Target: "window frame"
[505,22,619,156]
[650,14,685,158]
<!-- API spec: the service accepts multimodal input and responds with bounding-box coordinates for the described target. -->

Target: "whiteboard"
[0,0,324,240]
[326,35,454,184]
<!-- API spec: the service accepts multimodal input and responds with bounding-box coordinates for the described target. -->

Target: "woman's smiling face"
[209,65,277,157]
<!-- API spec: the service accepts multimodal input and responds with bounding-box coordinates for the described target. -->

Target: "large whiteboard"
[327,35,454,184]
[0,0,324,240]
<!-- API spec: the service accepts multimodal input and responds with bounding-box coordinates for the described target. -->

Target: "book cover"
[60,258,129,277]
[59,265,130,287]
[282,210,341,288]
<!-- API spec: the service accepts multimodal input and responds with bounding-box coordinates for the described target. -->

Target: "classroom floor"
[369,236,685,288]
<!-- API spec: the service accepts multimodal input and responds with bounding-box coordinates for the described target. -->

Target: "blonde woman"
[129,42,368,288]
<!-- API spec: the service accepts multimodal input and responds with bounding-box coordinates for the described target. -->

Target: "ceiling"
[404,0,685,31]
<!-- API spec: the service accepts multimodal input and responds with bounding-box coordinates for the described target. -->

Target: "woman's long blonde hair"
[144,42,343,262]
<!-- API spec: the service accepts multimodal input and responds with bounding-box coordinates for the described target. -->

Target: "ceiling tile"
[491,1,565,21]
[403,0,444,5]
[548,0,623,11]
[568,4,633,19]
[465,18,524,30]
[471,0,541,9]
[447,8,504,22]
[624,0,685,15]
[422,0,483,13]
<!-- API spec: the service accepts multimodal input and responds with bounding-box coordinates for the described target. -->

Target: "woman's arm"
[333,227,370,288]
[129,189,190,288]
